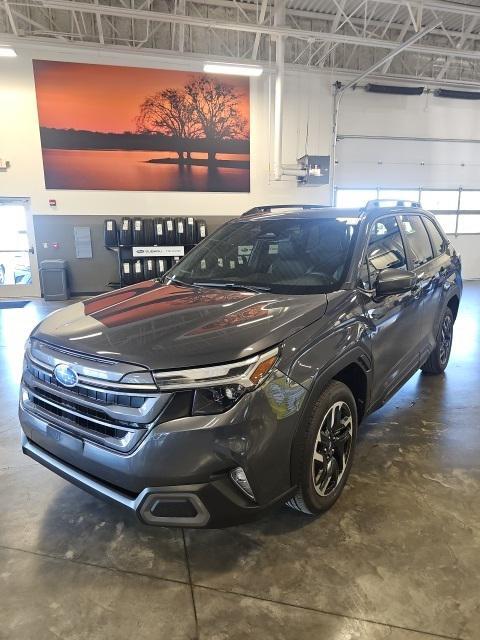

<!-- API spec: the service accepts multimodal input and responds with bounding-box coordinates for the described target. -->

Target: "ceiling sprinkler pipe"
[272,36,285,181]
[272,0,286,181]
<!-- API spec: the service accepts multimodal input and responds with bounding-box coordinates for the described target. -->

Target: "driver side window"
[361,217,407,289]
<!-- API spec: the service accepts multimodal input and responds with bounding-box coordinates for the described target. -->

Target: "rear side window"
[361,217,407,288]
[422,217,446,256]
[400,215,434,267]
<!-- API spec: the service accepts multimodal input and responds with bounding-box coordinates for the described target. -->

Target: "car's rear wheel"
[287,380,358,515]
[421,307,454,375]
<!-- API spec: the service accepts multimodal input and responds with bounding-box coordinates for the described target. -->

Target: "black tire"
[287,380,358,515]
[421,307,454,375]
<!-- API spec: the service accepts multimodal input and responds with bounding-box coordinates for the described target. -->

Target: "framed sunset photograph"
[32,60,250,192]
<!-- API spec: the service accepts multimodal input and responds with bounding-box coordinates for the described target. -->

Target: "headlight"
[153,347,279,415]
[192,384,245,415]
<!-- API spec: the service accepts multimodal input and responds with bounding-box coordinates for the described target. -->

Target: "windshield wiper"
[193,282,271,293]
[162,276,197,288]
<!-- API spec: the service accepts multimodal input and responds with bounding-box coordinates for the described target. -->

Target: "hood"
[32,281,328,370]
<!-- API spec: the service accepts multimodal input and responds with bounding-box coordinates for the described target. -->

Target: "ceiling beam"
[7,0,480,64]
[437,15,478,80]
[252,0,268,60]
[3,0,18,35]
[9,5,68,39]
[5,1,480,46]
[93,0,104,44]
[3,30,480,88]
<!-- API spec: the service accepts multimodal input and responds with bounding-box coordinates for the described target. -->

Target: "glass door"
[0,198,40,297]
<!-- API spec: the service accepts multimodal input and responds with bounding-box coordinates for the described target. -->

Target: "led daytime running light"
[153,347,279,390]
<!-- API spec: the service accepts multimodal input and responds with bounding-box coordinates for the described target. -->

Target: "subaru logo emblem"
[54,364,78,388]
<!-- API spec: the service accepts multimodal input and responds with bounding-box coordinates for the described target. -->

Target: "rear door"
[399,214,452,359]
[359,215,421,403]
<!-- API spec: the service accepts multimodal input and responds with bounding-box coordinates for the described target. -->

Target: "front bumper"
[22,436,295,528]
[19,369,307,528]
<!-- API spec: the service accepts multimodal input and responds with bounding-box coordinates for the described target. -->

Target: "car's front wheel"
[287,380,358,515]
[421,307,454,375]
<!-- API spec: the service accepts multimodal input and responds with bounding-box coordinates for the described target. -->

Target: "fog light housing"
[230,467,255,501]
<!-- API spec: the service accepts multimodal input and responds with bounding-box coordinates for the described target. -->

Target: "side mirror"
[375,268,416,296]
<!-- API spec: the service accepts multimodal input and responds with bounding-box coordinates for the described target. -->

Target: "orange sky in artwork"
[32,60,250,134]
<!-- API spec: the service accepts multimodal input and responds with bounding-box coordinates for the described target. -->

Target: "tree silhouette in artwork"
[137,76,248,164]
[184,76,248,163]
[136,88,200,160]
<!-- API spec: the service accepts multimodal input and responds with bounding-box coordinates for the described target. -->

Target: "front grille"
[26,359,147,408]
[22,351,165,452]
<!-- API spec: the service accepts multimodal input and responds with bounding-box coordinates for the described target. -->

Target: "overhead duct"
[365,84,425,95]
[434,88,480,100]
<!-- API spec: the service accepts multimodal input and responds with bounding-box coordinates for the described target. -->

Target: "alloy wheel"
[311,400,353,497]
[439,314,453,365]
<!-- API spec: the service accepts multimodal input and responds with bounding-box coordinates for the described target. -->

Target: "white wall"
[335,89,480,279]
[1,45,479,278]
[336,89,480,188]
[0,46,332,218]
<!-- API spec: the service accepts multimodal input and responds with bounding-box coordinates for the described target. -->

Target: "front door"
[359,215,421,405]
[0,198,40,298]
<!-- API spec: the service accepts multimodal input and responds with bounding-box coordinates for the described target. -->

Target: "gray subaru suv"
[19,202,462,527]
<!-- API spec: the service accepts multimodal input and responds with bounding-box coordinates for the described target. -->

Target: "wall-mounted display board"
[73,226,93,259]
[32,60,250,193]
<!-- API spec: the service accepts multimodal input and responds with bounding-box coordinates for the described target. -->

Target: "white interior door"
[0,198,40,298]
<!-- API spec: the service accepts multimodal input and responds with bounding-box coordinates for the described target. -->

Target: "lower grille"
[30,393,129,441]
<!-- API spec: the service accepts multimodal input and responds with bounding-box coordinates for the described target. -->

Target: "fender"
[287,345,373,487]
[292,345,373,423]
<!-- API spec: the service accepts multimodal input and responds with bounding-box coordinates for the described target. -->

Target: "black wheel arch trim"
[288,346,372,487]
[445,289,461,321]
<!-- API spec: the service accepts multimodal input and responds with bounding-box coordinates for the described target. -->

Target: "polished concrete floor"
[0,285,479,640]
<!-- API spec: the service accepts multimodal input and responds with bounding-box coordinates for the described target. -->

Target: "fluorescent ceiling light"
[203,63,263,77]
[0,47,16,58]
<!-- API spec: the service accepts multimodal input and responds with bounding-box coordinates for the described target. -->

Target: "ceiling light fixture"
[203,63,263,77]
[0,47,17,58]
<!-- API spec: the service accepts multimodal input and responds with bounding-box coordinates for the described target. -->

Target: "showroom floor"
[0,285,479,640]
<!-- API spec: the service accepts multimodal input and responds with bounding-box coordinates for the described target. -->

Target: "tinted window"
[422,217,446,255]
[400,215,434,267]
[362,217,407,288]
[168,217,358,294]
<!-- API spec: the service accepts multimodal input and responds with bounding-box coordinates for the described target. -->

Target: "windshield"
[167,216,358,294]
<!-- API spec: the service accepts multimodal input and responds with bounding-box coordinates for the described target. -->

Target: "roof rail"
[362,199,421,211]
[242,204,327,217]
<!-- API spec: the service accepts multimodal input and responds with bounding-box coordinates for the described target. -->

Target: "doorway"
[0,198,40,298]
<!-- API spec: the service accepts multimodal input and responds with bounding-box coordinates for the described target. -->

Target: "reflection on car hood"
[32,280,328,370]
